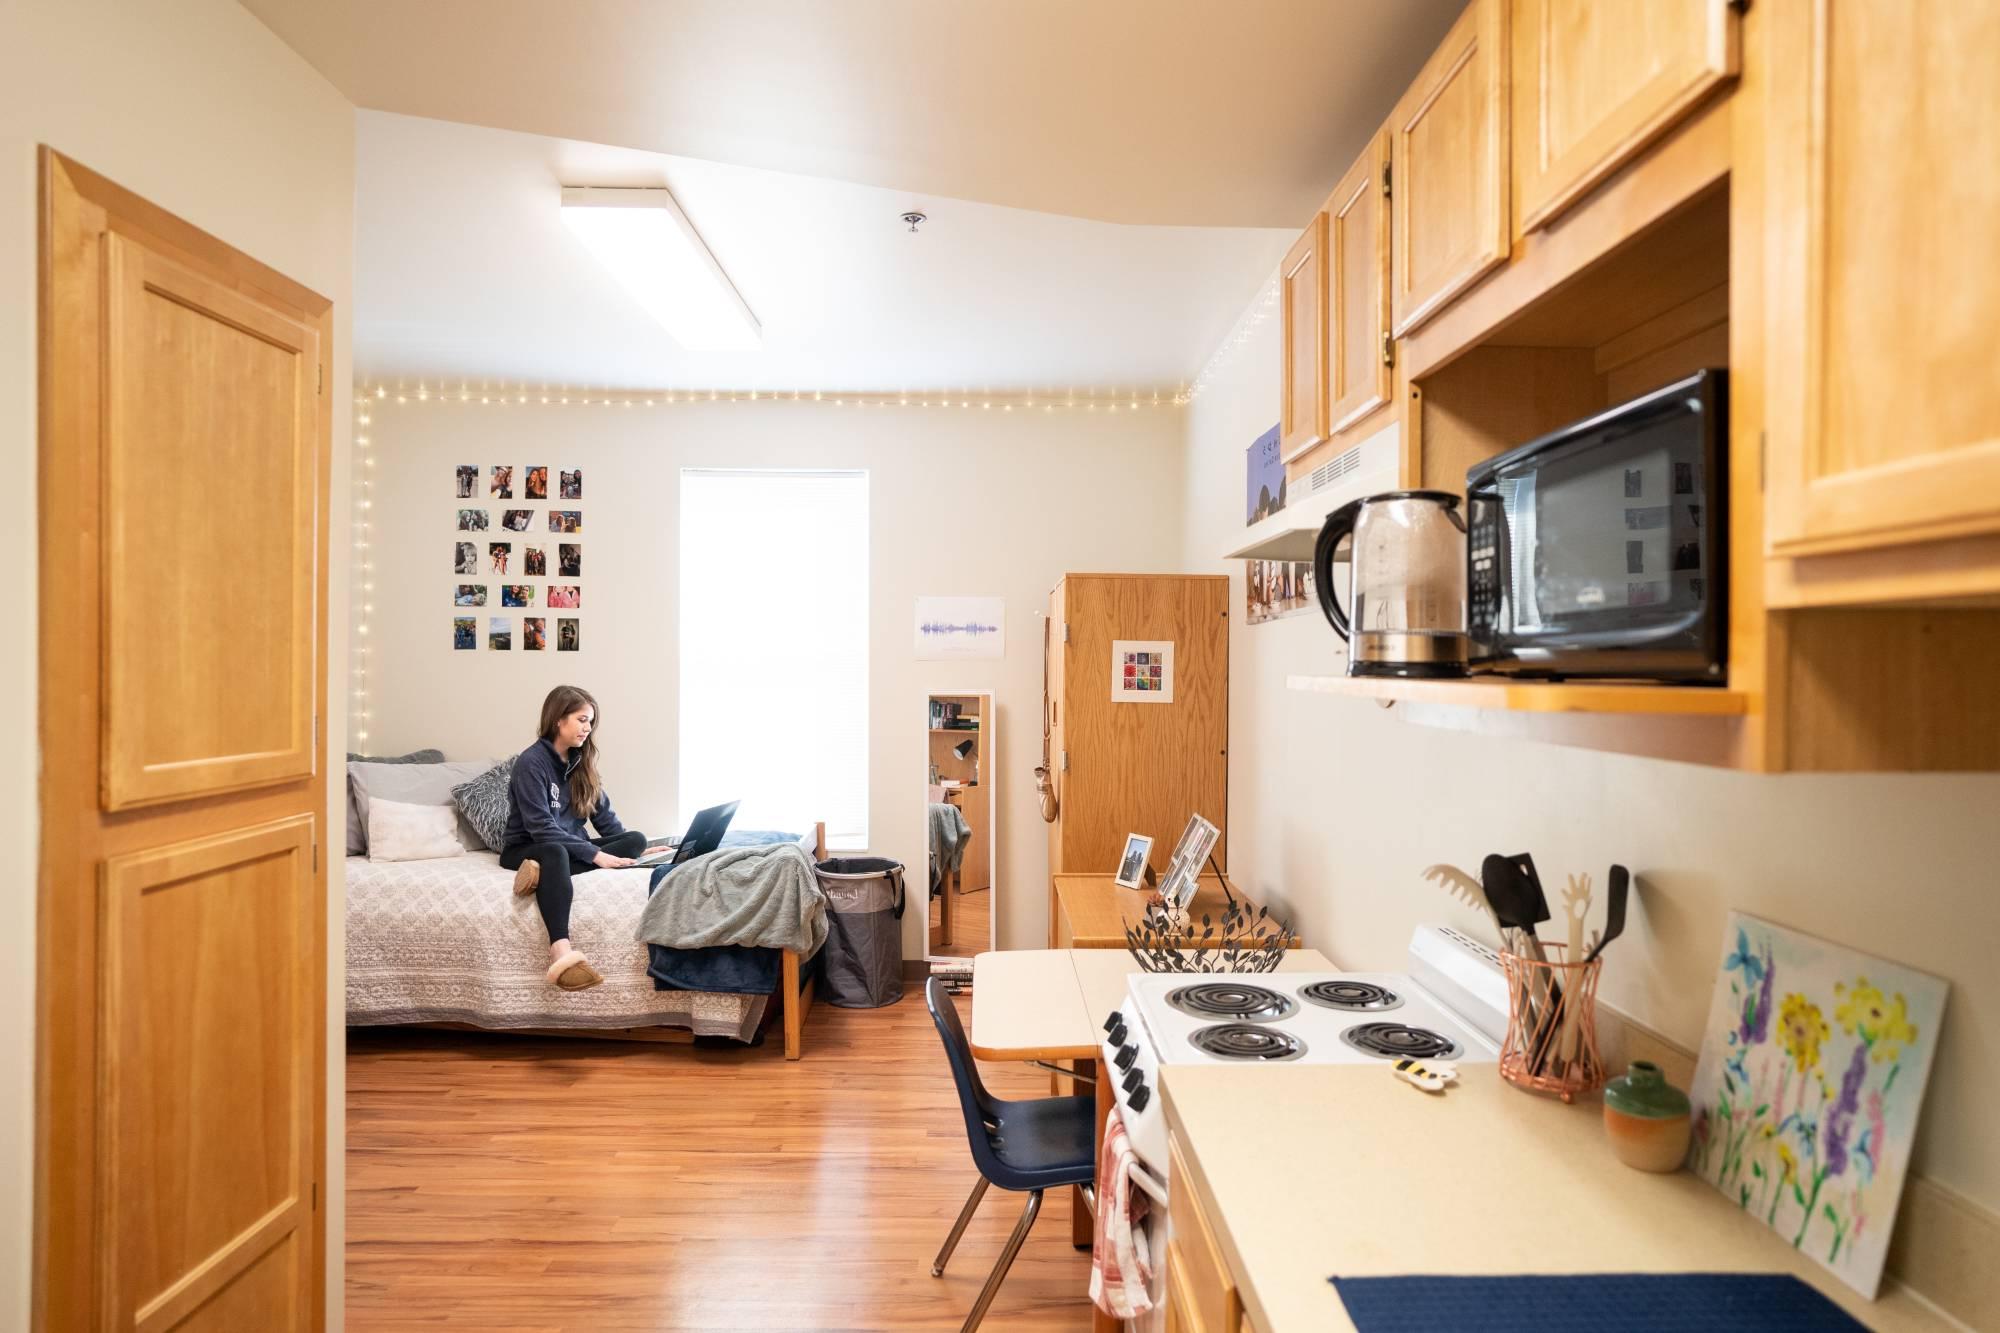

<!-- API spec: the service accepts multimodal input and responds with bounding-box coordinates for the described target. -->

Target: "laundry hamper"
[813,856,907,1007]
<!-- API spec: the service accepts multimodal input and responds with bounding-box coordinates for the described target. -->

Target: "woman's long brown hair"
[538,684,604,818]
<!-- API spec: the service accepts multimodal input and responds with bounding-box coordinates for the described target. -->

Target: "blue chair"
[925,975,1097,1332]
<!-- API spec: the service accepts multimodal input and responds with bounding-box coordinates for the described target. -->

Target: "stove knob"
[1102,1011,1121,1034]
[1122,1067,1144,1092]
[1128,1083,1151,1112]
[1114,1043,1138,1071]
[1107,1019,1128,1045]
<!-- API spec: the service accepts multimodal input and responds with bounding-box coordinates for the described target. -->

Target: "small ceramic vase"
[1603,1060,1692,1172]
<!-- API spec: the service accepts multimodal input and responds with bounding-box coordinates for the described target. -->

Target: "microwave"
[1466,369,1727,683]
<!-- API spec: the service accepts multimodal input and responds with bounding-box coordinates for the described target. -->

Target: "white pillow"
[366,797,466,863]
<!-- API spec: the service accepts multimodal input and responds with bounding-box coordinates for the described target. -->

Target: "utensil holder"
[1499,944,1605,1102]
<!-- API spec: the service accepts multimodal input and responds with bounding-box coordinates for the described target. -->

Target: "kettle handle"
[1314,499,1361,642]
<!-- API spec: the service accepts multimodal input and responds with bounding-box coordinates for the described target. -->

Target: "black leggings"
[500,830,648,944]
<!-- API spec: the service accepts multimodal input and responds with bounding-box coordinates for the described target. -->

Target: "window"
[679,469,869,849]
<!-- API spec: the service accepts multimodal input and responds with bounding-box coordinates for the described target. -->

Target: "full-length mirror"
[924,691,995,961]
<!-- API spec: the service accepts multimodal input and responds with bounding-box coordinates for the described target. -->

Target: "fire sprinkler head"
[900,211,927,233]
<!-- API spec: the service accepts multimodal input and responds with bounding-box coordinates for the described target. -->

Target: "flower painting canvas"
[1688,913,1947,1298]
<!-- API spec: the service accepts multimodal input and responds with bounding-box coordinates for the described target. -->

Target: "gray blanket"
[633,842,827,955]
[928,801,972,894]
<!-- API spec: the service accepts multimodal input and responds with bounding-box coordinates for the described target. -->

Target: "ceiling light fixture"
[560,186,761,352]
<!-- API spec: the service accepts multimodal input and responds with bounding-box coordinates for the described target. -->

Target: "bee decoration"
[1392,1058,1460,1094]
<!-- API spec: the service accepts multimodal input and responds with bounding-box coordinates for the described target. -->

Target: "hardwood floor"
[347,992,1095,1331]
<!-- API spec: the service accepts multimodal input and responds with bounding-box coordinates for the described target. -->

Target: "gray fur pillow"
[451,758,516,853]
[344,749,445,855]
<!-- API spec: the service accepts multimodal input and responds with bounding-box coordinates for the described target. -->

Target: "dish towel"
[1090,1103,1155,1318]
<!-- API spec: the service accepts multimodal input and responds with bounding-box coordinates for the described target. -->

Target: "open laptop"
[634,800,740,868]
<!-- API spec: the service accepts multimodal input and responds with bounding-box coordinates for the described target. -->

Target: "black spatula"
[1584,865,1630,963]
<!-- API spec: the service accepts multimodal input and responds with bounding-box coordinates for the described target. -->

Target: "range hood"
[1223,421,1401,561]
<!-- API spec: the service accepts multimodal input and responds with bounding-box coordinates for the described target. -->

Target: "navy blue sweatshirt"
[502,737,628,860]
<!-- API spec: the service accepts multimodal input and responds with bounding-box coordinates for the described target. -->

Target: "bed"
[345,823,827,1059]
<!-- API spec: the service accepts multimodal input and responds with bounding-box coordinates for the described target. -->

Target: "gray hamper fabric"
[343,749,445,854]
[814,856,906,1008]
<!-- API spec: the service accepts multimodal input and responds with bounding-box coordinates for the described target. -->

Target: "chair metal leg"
[932,1176,991,1277]
[960,1189,1043,1333]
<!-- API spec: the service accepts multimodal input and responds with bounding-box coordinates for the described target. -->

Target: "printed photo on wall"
[1111,639,1174,704]
[558,543,581,577]
[548,584,581,609]
[488,542,511,574]
[454,541,479,575]
[560,468,583,499]
[548,510,583,533]
[455,464,479,498]
[502,508,534,533]
[502,584,534,607]
[456,509,489,532]
[523,546,547,576]
[1244,422,1284,524]
[453,584,487,607]
[526,465,548,500]
[488,617,512,651]
[1246,559,1315,625]
[490,465,514,499]
[523,617,547,651]
[914,595,1005,660]
[557,617,580,652]
[452,617,477,650]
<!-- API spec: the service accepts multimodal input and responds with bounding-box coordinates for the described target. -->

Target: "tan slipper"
[546,950,602,991]
[513,859,540,897]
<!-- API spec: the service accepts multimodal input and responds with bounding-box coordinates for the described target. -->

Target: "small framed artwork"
[1111,639,1174,704]
[1156,813,1219,911]
[1114,833,1153,890]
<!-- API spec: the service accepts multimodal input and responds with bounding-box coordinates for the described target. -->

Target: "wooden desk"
[1052,872,1302,950]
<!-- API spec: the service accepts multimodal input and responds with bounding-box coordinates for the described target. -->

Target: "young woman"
[500,685,648,990]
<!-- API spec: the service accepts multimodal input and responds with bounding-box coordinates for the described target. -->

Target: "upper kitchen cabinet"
[1762,0,2000,586]
[1510,0,1738,236]
[1327,130,1394,436]
[1390,0,1509,337]
[1279,212,1329,460]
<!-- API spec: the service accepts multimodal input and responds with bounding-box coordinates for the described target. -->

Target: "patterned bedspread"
[345,851,766,1040]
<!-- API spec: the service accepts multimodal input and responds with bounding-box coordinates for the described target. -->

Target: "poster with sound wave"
[914,596,1005,661]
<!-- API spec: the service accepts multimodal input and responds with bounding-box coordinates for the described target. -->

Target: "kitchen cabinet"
[1761,0,2000,567]
[1164,1135,1241,1333]
[1510,0,1738,235]
[1389,0,1509,336]
[1326,130,1394,436]
[1279,214,1328,460]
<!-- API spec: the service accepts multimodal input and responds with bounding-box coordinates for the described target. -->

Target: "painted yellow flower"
[1776,1141,1798,1185]
[1836,978,1918,1060]
[1778,993,1828,1072]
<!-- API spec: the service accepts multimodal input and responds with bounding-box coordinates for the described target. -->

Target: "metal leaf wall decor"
[1123,898,1293,973]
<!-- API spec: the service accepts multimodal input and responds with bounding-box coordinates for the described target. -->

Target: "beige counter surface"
[1162,1064,1957,1333]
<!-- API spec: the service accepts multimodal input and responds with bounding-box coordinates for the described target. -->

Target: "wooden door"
[1763,0,2000,558]
[1326,131,1394,436]
[1279,214,1329,461]
[1044,581,1068,941]
[1390,0,1509,336]
[37,150,330,1332]
[1511,0,1737,235]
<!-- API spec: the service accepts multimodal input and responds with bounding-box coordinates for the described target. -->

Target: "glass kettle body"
[1313,490,1470,678]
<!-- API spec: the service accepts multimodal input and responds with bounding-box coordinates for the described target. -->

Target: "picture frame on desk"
[1113,833,1154,890]
[1157,813,1219,911]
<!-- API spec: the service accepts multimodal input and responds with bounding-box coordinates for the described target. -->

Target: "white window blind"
[679,469,869,849]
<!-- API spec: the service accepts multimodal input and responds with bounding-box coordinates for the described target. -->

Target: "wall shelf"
[1285,673,1750,717]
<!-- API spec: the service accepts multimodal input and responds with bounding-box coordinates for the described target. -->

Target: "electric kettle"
[1313,490,1470,678]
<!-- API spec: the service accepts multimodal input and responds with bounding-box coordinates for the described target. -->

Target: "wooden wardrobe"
[1043,574,1229,943]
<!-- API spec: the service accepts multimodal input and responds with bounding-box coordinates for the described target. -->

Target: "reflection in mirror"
[925,691,995,962]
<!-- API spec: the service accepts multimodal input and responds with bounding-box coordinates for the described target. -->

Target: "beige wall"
[359,396,1185,958]
[0,0,355,1324]
[1177,288,2000,1217]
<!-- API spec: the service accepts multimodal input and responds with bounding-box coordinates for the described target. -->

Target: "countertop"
[1161,1064,1957,1333]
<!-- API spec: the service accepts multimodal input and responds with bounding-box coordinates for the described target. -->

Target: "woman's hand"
[594,851,637,869]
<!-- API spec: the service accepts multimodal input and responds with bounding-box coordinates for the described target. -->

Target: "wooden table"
[1051,872,1303,949]
[969,947,1334,1329]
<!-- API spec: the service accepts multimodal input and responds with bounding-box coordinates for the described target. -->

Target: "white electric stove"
[1100,926,1511,1177]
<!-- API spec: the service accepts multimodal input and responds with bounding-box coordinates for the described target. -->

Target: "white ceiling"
[245,0,1466,227]
[354,110,1295,392]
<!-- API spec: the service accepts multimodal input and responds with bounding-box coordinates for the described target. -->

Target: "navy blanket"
[646,829,811,995]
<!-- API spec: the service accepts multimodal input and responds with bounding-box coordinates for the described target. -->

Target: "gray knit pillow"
[344,749,445,855]
[451,758,516,853]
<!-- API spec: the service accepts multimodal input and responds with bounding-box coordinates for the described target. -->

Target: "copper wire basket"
[1498,944,1605,1102]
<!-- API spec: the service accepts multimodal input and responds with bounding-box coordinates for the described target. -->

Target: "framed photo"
[1114,833,1153,890]
[1111,639,1174,704]
[1156,813,1219,911]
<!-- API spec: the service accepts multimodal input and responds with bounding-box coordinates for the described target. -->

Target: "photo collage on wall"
[452,462,581,653]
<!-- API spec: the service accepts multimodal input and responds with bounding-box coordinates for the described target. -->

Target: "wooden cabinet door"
[1279,214,1329,460]
[1390,0,1509,336]
[1511,0,1738,235]
[1764,0,2000,557]
[1327,131,1393,435]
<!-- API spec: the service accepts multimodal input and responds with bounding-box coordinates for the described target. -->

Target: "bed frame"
[424,822,826,1060]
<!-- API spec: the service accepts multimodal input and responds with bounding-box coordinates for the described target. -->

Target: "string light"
[350,399,374,745]
[1182,274,1279,405]
[353,379,1190,412]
